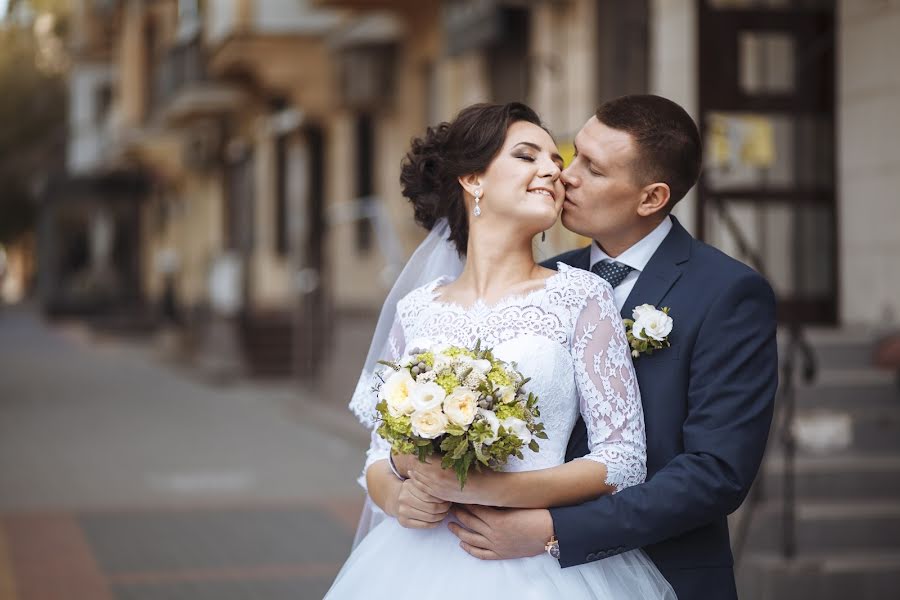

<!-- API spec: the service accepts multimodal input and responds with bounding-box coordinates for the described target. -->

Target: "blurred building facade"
[54,3,899,363]
[55,0,898,401]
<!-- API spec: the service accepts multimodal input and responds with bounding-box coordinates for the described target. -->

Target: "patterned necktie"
[591,260,634,289]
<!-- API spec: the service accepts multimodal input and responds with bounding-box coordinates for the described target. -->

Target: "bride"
[325,102,675,599]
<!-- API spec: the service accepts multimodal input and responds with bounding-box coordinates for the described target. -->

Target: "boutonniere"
[624,304,673,358]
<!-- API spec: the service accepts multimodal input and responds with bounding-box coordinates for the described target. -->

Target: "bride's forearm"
[487,459,614,508]
[366,460,402,517]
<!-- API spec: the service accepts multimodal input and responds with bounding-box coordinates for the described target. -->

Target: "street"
[0,305,367,599]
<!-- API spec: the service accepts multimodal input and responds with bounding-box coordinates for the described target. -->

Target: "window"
[274,132,289,257]
[355,113,374,253]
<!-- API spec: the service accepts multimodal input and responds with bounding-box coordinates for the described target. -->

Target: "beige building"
[58,0,900,373]
[318,0,900,331]
[60,0,900,348]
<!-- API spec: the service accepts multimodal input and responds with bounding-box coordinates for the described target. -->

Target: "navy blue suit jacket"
[542,217,778,600]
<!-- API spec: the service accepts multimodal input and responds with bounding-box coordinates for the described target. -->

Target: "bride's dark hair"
[400,102,546,255]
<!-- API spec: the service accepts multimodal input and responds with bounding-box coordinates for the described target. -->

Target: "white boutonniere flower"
[624,304,673,358]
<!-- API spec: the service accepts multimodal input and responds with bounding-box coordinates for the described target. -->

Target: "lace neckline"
[425,262,571,314]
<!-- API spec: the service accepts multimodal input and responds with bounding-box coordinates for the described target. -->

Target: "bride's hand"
[390,477,452,529]
[409,460,497,505]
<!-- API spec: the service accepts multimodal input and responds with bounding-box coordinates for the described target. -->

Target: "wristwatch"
[545,535,560,560]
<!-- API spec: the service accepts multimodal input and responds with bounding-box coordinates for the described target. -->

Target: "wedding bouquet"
[374,340,547,488]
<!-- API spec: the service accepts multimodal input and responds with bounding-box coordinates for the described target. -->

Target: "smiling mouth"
[528,189,555,201]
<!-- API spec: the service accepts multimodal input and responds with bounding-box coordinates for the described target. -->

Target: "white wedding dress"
[326,264,675,599]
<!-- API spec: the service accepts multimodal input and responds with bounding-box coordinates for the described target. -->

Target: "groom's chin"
[559,207,580,233]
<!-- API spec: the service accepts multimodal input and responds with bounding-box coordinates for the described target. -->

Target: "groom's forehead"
[577,119,635,163]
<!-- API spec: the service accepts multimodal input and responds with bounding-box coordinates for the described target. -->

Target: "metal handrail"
[711,199,818,564]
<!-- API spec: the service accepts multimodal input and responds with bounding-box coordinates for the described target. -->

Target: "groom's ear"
[458,173,482,198]
[637,182,671,218]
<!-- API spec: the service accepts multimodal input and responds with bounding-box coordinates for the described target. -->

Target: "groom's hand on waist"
[448,505,553,560]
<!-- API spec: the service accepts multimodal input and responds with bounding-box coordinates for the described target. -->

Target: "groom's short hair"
[595,95,702,210]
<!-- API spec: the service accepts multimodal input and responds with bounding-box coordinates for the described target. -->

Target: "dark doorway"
[294,124,329,378]
[698,0,837,324]
[596,0,649,101]
[354,113,375,254]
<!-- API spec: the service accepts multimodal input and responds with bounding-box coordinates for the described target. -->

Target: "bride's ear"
[457,173,482,199]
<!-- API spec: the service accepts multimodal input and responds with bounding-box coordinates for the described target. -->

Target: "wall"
[838,0,900,325]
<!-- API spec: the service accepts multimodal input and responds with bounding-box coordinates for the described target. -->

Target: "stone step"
[797,328,879,371]
[794,368,898,410]
[761,454,900,501]
[737,551,900,600]
[744,500,900,554]
[789,405,900,454]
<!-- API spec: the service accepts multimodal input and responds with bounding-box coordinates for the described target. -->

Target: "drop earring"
[473,188,482,217]
[542,231,546,242]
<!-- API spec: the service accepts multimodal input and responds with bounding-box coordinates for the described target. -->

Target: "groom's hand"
[448,505,553,560]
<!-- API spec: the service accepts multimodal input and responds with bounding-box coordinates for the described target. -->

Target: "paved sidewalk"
[0,305,368,599]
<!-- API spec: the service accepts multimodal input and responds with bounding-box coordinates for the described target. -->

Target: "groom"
[447,95,778,600]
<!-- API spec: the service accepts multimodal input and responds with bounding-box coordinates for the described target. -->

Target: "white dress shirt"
[590,216,673,311]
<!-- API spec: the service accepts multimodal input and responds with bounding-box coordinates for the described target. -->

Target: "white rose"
[632,319,646,340]
[472,359,493,374]
[497,385,517,405]
[433,353,453,372]
[478,408,501,445]
[380,369,416,417]
[410,407,449,439]
[632,303,657,322]
[443,387,479,427]
[410,382,447,412]
[635,310,673,342]
[502,417,533,445]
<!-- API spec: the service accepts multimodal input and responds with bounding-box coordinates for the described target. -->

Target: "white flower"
[472,359,493,374]
[416,370,437,384]
[410,382,446,411]
[433,353,453,372]
[410,407,449,439]
[478,408,501,445]
[379,370,416,417]
[632,320,646,340]
[502,417,533,445]
[462,371,487,389]
[632,303,657,322]
[497,385,517,405]
[443,387,479,427]
[634,309,673,342]
[453,355,491,375]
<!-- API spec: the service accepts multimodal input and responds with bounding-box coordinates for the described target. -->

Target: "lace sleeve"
[570,273,647,493]
[349,309,407,427]
[355,311,407,490]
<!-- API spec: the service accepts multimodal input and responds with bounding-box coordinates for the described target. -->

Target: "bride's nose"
[539,161,561,181]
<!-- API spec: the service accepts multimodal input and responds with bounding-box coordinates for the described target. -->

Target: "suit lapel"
[576,245,591,270]
[568,245,592,271]
[620,217,693,320]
